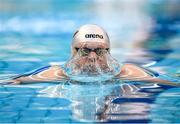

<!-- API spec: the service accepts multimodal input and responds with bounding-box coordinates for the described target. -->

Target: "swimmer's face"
[73,43,110,73]
[65,41,121,80]
[65,24,121,81]
[63,41,114,76]
[64,42,121,83]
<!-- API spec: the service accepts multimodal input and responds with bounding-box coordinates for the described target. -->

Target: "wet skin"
[9,43,179,86]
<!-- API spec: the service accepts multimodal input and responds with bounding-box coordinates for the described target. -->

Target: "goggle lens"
[75,48,109,56]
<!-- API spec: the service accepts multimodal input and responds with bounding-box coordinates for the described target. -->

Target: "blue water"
[0,0,180,123]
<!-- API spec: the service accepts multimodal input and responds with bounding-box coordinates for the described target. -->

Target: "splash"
[63,53,122,83]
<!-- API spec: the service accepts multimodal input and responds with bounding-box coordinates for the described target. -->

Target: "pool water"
[0,0,180,123]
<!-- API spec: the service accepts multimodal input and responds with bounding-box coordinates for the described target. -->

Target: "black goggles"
[75,47,109,56]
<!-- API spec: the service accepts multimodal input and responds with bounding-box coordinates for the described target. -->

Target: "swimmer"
[7,24,179,86]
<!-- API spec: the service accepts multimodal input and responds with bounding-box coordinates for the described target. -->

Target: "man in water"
[8,24,179,86]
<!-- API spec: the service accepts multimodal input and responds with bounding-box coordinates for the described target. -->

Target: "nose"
[88,51,97,62]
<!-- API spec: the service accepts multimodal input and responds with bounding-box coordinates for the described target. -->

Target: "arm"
[8,65,67,84]
[118,63,180,87]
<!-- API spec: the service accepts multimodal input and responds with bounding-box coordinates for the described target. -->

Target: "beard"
[63,53,122,82]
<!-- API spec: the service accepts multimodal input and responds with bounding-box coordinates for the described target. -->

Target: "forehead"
[74,42,109,49]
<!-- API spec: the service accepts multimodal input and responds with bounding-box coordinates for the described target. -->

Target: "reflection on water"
[0,82,178,123]
[150,88,180,123]
[32,82,177,123]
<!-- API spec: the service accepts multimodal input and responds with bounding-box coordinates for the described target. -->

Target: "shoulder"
[119,63,154,80]
[49,62,65,72]
[121,63,143,72]
[122,63,137,68]
[48,62,67,77]
[122,63,158,76]
[13,63,66,80]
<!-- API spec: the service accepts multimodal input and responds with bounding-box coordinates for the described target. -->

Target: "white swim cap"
[71,24,110,55]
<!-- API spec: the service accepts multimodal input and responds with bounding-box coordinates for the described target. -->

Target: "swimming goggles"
[75,47,109,56]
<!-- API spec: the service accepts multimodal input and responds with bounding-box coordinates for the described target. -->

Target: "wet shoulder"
[119,63,153,80]
[28,64,67,81]
[13,64,67,82]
